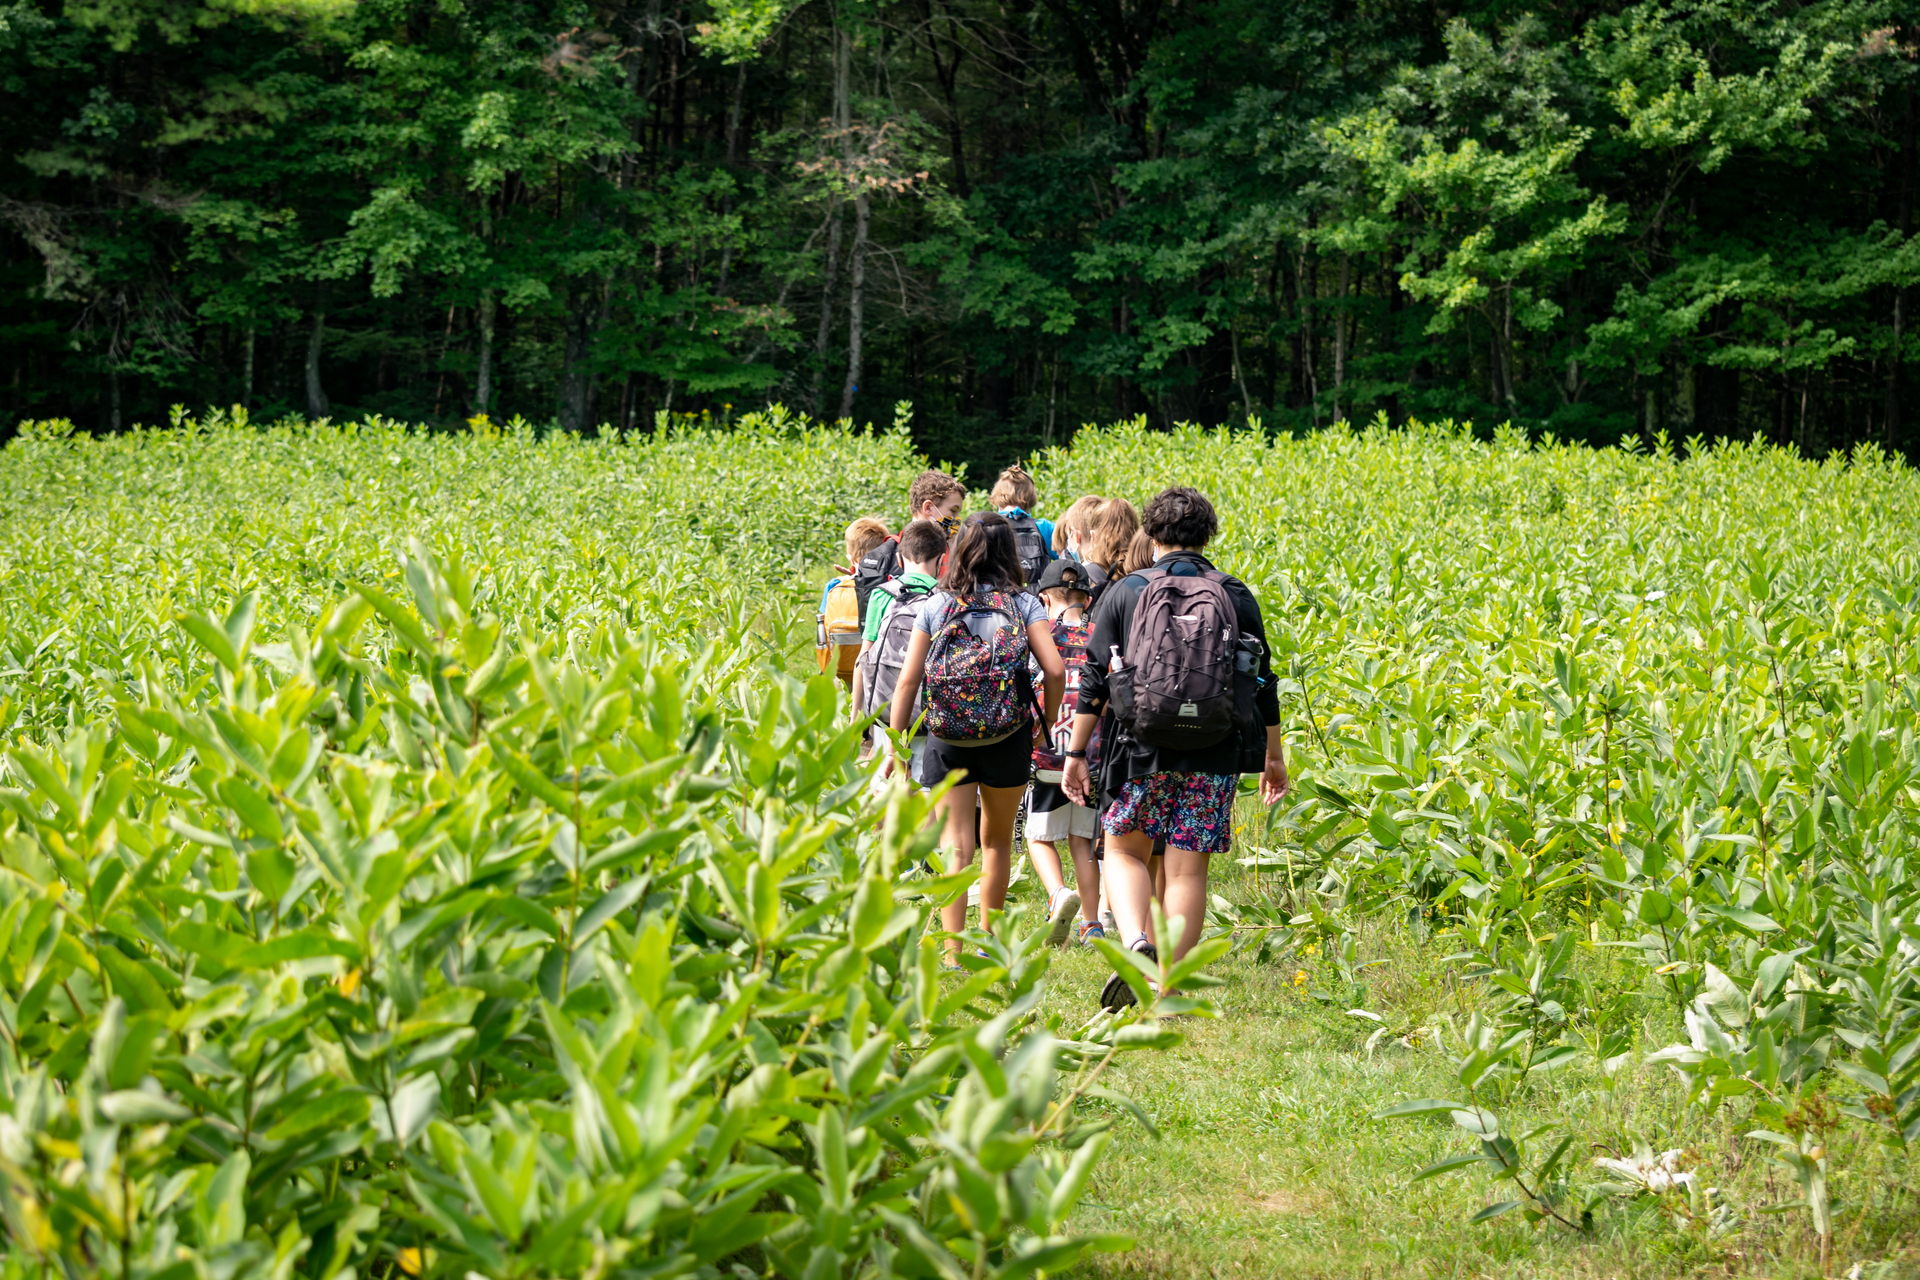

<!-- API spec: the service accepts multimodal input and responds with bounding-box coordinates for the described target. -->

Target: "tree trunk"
[1332,252,1350,423]
[812,29,852,417]
[926,0,971,197]
[839,188,870,421]
[241,325,255,409]
[813,205,845,416]
[559,288,597,432]
[718,63,748,292]
[1888,87,1914,452]
[1230,324,1253,423]
[474,291,496,415]
[1045,355,1059,446]
[108,369,122,432]
[1486,289,1518,409]
[1300,247,1319,425]
[305,290,330,420]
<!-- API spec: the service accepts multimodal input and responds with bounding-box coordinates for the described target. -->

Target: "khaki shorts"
[1027,777,1098,841]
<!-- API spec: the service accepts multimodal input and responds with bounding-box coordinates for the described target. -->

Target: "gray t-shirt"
[912,589,1048,637]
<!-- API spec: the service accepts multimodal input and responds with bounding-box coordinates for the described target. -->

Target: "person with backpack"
[1080,498,1140,584]
[1060,486,1290,1010]
[1052,494,1107,567]
[885,514,1066,961]
[991,465,1054,587]
[850,519,946,775]
[1025,558,1103,946]
[853,470,966,623]
[818,517,891,688]
[1071,496,1137,936]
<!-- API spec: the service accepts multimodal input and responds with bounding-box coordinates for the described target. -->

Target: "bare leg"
[976,783,1025,933]
[1028,837,1069,898]
[1068,832,1100,922]
[1159,845,1213,968]
[1103,829,1157,946]
[937,781,981,957]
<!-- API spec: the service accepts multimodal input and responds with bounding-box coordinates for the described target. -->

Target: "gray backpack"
[1123,564,1239,750]
[856,580,932,725]
[1005,512,1050,585]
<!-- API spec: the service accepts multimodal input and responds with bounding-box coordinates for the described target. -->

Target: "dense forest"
[2,0,1917,468]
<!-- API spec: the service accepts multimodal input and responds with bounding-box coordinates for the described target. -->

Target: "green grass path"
[1003,866,1918,1279]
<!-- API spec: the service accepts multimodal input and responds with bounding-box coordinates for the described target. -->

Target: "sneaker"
[1076,919,1105,946]
[1045,887,1081,948]
[1100,909,1118,938]
[1099,936,1157,1011]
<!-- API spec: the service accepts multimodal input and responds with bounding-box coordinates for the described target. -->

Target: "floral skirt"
[1101,771,1238,854]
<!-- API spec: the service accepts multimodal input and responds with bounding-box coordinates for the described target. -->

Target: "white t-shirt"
[912,589,1048,637]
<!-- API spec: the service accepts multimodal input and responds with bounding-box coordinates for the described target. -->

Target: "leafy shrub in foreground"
[0,535,1170,1280]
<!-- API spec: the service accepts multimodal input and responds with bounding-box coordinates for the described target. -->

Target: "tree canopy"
[2,0,1915,467]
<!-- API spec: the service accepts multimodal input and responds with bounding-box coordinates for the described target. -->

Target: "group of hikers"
[815,465,1289,1010]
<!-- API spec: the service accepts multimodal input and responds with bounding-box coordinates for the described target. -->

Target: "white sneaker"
[1100,909,1118,938]
[1045,887,1081,948]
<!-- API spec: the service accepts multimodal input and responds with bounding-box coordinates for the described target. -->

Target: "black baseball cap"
[1034,559,1094,594]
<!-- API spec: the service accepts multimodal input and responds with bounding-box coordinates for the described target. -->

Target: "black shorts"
[925,730,1033,790]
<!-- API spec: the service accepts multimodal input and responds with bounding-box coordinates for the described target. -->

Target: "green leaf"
[574,876,650,946]
[265,1090,372,1140]
[352,583,437,655]
[1637,891,1676,926]
[1376,1098,1469,1120]
[1410,1152,1484,1182]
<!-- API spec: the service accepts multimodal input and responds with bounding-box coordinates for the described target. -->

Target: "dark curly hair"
[1141,486,1218,550]
[941,512,1027,593]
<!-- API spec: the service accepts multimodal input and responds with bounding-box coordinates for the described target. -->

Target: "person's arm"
[1060,711,1101,806]
[1061,590,1123,806]
[1231,580,1289,800]
[1262,726,1289,804]
[1026,621,1065,727]
[1074,586,1122,719]
[889,629,933,735]
[1235,585,1282,728]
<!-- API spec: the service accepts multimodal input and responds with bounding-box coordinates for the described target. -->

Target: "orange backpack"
[815,577,863,681]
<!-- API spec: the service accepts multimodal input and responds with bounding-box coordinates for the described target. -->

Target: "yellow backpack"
[815,577,863,679]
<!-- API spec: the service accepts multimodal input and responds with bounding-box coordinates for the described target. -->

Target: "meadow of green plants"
[3,408,1920,1278]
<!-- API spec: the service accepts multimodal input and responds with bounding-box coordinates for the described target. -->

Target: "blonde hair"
[989,465,1038,511]
[1083,498,1140,571]
[1123,528,1157,574]
[1052,494,1106,551]
[844,516,891,566]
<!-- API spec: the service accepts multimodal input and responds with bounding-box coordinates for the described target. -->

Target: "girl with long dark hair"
[888,513,1066,959]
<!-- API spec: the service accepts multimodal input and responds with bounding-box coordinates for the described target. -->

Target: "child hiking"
[853,469,965,621]
[850,518,947,779]
[818,517,891,688]
[1025,557,1102,946]
[1061,486,1290,1010]
[991,465,1053,587]
[886,514,1066,962]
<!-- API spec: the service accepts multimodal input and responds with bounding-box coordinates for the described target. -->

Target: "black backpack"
[1005,513,1050,586]
[851,535,901,623]
[856,578,933,725]
[1110,563,1246,751]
